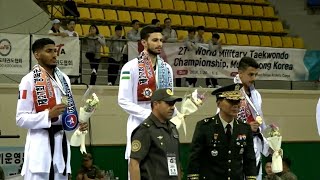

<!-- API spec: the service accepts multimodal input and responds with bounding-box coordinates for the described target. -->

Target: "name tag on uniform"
[167,154,178,176]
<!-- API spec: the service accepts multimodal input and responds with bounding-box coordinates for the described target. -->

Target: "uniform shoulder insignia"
[203,117,213,123]
[141,118,153,128]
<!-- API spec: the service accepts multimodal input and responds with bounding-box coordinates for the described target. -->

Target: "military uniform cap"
[211,83,244,100]
[151,88,182,102]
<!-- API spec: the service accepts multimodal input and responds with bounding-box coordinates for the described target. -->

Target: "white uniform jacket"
[118,58,174,159]
[16,71,72,175]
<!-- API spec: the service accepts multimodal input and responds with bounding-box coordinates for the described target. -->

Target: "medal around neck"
[255,115,263,125]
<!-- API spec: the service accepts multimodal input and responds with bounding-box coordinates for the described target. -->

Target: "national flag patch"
[18,90,27,99]
[121,71,130,80]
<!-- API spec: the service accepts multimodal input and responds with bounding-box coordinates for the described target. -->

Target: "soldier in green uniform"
[129,88,183,180]
[187,84,257,180]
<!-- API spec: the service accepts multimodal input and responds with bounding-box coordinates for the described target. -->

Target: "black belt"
[44,125,68,180]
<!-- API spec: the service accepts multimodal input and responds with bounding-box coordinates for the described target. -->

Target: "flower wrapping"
[170,89,206,135]
[70,92,99,154]
[265,124,283,173]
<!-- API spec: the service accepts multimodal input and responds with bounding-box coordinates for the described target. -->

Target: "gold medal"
[255,116,263,124]
[61,96,68,106]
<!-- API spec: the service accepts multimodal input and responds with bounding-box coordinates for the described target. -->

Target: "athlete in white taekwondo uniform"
[118,26,174,161]
[234,57,269,180]
[16,38,87,180]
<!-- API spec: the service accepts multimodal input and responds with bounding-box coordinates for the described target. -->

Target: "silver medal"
[239,148,244,155]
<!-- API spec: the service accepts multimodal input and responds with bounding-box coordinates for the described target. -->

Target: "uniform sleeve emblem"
[131,140,141,152]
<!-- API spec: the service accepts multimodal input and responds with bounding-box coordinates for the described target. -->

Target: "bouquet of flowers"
[263,124,283,173]
[170,89,207,135]
[70,89,99,154]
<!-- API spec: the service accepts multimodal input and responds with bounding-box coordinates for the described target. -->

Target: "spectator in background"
[162,18,177,43]
[263,158,281,180]
[127,20,140,41]
[280,157,297,180]
[84,24,106,85]
[106,25,127,86]
[48,19,68,37]
[64,20,78,37]
[195,26,205,43]
[184,28,197,87]
[207,33,222,88]
[0,166,4,180]
[76,153,104,180]
[151,19,161,27]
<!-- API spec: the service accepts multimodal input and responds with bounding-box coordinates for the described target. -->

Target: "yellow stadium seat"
[228,19,240,30]
[144,12,157,24]
[237,34,249,46]
[231,4,242,15]
[104,9,117,21]
[255,0,268,4]
[78,7,91,20]
[217,18,228,29]
[248,35,260,46]
[208,3,220,14]
[220,3,232,15]
[250,20,262,32]
[239,20,251,31]
[101,46,110,57]
[173,0,185,11]
[112,0,124,6]
[161,0,174,10]
[150,0,161,9]
[90,8,104,20]
[242,5,253,17]
[219,33,226,44]
[260,35,272,47]
[75,24,83,36]
[181,15,194,26]
[281,37,293,48]
[168,14,181,26]
[124,26,132,35]
[292,37,304,48]
[263,6,275,18]
[252,6,264,17]
[131,11,144,23]
[176,30,188,41]
[271,36,283,48]
[272,21,284,33]
[197,2,209,13]
[225,33,238,45]
[137,0,149,8]
[193,16,205,27]
[203,32,212,42]
[47,6,64,18]
[117,10,131,23]
[82,25,91,35]
[261,20,273,32]
[244,0,255,2]
[185,1,198,12]
[74,0,85,3]
[99,0,111,5]
[97,26,111,37]
[156,13,169,24]
[124,0,137,7]
[85,0,99,4]
[205,16,217,28]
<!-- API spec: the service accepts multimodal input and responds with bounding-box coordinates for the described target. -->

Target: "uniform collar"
[219,113,234,130]
[149,113,173,130]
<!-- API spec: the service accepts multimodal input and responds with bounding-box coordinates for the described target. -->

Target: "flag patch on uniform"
[121,71,130,80]
[18,90,27,99]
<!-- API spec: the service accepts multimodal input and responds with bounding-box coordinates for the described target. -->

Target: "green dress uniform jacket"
[130,113,180,180]
[187,114,257,180]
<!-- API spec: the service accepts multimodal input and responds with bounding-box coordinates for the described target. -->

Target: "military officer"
[129,88,183,180]
[187,84,257,180]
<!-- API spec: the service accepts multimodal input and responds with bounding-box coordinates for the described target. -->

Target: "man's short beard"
[147,48,160,56]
